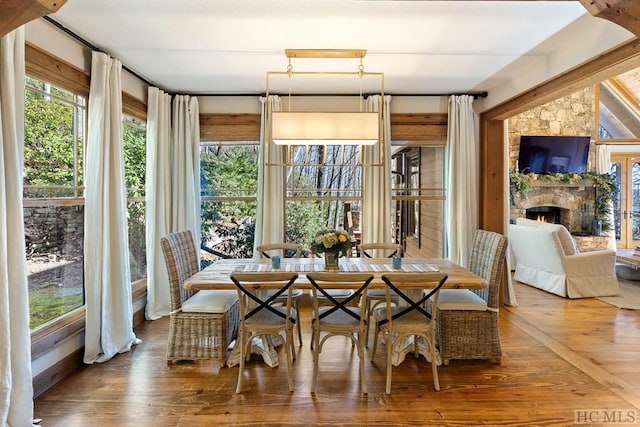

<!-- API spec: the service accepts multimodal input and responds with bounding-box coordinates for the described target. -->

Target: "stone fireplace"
[511,179,614,251]
[526,206,560,225]
[511,180,596,235]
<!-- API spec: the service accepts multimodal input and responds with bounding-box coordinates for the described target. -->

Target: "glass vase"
[324,252,339,270]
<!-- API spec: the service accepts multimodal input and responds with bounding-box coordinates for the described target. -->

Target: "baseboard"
[32,347,84,398]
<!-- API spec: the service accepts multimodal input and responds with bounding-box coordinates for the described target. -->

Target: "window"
[24,76,86,329]
[200,141,259,262]
[286,145,362,251]
[123,115,147,281]
[392,145,445,258]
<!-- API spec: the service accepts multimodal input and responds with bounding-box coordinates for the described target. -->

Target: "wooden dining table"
[184,257,486,368]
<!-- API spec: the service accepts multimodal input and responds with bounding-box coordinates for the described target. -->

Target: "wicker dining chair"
[161,230,240,367]
[230,271,299,393]
[357,243,403,347]
[307,272,373,395]
[371,272,448,394]
[256,243,304,346]
[434,229,508,365]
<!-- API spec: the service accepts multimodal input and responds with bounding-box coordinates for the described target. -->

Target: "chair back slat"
[161,230,199,312]
[256,243,302,259]
[468,230,508,310]
[230,272,299,324]
[307,272,373,321]
[379,272,448,326]
[358,243,403,258]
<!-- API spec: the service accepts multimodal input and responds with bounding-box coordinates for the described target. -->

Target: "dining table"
[184,256,486,368]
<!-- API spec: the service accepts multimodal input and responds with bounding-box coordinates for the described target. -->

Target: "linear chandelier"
[265,49,385,166]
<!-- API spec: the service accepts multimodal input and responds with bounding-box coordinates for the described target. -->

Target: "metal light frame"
[265,49,385,167]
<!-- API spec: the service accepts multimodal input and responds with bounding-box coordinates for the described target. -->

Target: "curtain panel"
[0,27,35,426]
[84,51,138,364]
[145,88,201,319]
[254,95,285,256]
[445,95,479,267]
[362,95,393,247]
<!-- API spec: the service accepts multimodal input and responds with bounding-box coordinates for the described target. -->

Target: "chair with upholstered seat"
[256,243,304,346]
[307,272,373,395]
[230,271,299,393]
[371,272,448,394]
[434,229,508,365]
[357,243,403,347]
[161,230,240,368]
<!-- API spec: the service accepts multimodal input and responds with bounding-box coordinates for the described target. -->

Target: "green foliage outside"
[122,118,147,281]
[24,77,82,195]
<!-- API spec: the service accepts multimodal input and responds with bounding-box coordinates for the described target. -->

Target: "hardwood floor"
[34,280,640,426]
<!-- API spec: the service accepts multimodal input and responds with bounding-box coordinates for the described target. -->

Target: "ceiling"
[48,0,597,97]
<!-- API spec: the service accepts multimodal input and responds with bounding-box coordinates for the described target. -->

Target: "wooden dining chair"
[357,242,403,347]
[306,272,374,395]
[308,248,356,313]
[256,243,304,346]
[371,272,448,394]
[433,229,507,365]
[230,271,299,393]
[161,230,240,368]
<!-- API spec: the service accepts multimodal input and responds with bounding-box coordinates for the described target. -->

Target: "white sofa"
[508,218,619,298]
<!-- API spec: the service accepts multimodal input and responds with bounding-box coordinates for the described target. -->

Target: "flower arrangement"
[310,229,353,256]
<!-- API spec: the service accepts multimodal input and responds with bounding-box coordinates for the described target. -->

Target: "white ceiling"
[49,1,595,96]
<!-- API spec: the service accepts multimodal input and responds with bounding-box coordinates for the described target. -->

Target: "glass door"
[611,155,640,249]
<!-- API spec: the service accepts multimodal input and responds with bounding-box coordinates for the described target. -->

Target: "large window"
[200,141,259,262]
[286,145,361,251]
[123,115,147,281]
[24,76,86,329]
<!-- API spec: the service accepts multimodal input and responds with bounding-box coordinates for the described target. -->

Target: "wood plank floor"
[34,280,640,426]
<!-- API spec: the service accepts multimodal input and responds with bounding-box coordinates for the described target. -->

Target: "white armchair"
[508,218,618,298]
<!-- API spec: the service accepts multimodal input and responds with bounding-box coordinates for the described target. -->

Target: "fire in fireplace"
[526,206,560,224]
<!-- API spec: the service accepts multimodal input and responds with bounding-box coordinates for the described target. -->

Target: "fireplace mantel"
[527,179,596,189]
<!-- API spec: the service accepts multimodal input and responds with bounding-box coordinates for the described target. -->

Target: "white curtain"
[596,144,611,174]
[362,95,393,246]
[254,95,284,256]
[145,88,172,319]
[445,95,479,266]
[596,144,616,249]
[0,27,35,426]
[84,52,138,363]
[145,89,200,319]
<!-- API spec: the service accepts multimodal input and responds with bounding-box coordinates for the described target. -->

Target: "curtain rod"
[192,92,489,99]
[42,16,154,87]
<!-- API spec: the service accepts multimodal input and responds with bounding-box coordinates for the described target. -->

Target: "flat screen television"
[517,135,590,174]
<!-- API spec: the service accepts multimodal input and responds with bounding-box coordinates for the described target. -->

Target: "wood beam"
[483,38,640,121]
[0,0,67,38]
[580,0,640,38]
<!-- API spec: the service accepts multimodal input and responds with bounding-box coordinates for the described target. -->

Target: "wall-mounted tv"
[517,135,590,174]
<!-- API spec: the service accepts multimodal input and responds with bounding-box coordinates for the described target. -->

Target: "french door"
[611,154,640,249]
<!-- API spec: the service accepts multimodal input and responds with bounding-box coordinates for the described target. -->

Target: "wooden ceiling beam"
[580,0,640,38]
[0,0,67,38]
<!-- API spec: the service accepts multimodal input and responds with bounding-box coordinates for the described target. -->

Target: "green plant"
[509,171,531,200]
